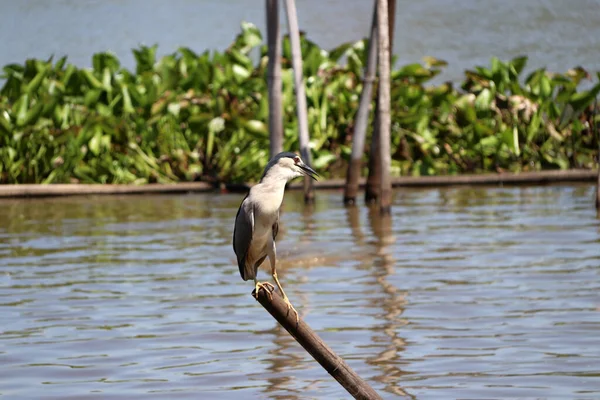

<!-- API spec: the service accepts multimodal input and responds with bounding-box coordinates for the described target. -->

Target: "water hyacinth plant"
[0,22,598,184]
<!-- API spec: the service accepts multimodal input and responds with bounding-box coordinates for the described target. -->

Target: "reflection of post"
[299,201,315,243]
[254,288,383,399]
[365,206,411,397]
[263,323,304,398]
[346,205,365,245]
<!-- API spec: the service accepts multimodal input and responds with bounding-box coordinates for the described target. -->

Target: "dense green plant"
[1,22,598,184]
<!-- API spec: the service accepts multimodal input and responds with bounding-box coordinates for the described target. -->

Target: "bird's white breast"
[248,182,284,238]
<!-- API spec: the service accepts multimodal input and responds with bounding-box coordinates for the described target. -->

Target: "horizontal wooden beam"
[0,169,596,198]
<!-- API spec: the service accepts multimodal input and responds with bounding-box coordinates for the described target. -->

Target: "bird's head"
[260,152,319,183]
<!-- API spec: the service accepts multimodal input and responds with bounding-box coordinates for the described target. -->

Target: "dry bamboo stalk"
[344,1,379,205]
[283,0,315,203]
[365,0,396,204]
[376,0,392,214]
[266,0,283,158]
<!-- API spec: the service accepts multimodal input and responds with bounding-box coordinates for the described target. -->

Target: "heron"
[233,152,318,321]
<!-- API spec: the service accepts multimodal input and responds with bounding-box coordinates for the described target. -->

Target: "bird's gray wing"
[272,211,279,240]
[233,195,254,278]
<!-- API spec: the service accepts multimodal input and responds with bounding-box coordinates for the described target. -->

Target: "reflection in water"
[363,206,411,398]
[1,185,600,399]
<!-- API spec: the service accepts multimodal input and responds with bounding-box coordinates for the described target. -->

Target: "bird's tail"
[239,255,266,281]
[240,263,256,281]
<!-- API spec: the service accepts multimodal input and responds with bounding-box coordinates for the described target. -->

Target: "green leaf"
[92,52,120,74]
[312,153,336,169]
[540,75,552,98]
[133,45,157,75]
[510,56,528,76]
[232,64,250,82]
[14,94,29,124]
[0,111,12,134]
[17,101,44,127]
[474,88,493,111]
[244,119,267,137]
[423,56,448,68]
[328,41,355,63]
[81,69,103,89]
[121,85,134,114]
[89,132,101,156]
[25,65,49,95]
[568,83,600,111]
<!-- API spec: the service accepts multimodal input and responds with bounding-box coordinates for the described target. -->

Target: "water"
[1,185,599,399]
[1,0,600,84]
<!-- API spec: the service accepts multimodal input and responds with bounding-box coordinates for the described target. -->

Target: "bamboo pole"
[266,0,283,158]
[596,166,600,211]
[253,288,383,400]
[283,0,315,203]
[596,141,600,212]
[365,117,382,203]
[595,100,600,211]
[376,0,392,214]
[365,0,396,204]
[343,1,378,205]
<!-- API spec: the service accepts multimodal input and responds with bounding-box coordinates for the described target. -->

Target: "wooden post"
[253,288,383,400]
[376,0,392,214]
[596,121,600,210]
[365,116,382,203]
[266,0,283,158]
[365,0,396,205]
[344,1,378,205]
[595,100,600,212]
[596,166,600,211]
[284,0,315,203]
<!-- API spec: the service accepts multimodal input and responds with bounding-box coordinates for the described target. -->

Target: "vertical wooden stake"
[595,100,600,212]
[365,0,396,205]
[596,165,600,211]
[376,0,392,214]
[284,0,315,203]
[344,1,378,205]
[266,0,283,158]
[596,133,600,213]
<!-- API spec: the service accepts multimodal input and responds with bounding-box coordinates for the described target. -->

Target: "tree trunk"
[365,0,396,204]
[266,0,283,158]
[344,1,378,205]
[376,0,392,214]
[283,0,314,203]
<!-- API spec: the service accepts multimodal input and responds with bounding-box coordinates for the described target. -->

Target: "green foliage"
[1,23,598,184]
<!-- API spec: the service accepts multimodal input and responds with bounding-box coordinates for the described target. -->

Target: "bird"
[233,151,318,322]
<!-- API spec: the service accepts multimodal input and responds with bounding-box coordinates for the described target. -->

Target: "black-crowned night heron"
[233,152,318,321]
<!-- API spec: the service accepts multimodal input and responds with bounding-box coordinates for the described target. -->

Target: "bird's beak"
[298,164,319,181]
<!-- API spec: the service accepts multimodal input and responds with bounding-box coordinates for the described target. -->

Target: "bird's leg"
[269,242,299,323]
[254,278,274,300]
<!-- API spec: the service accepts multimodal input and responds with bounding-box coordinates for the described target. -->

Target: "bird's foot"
[254,281,275,300]
[282,295,299,325]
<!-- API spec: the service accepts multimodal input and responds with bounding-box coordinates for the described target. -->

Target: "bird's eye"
[293,156,300,164]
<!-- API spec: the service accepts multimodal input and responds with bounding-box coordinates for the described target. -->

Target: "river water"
[1,0,600,84]
[1,185,599,399]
